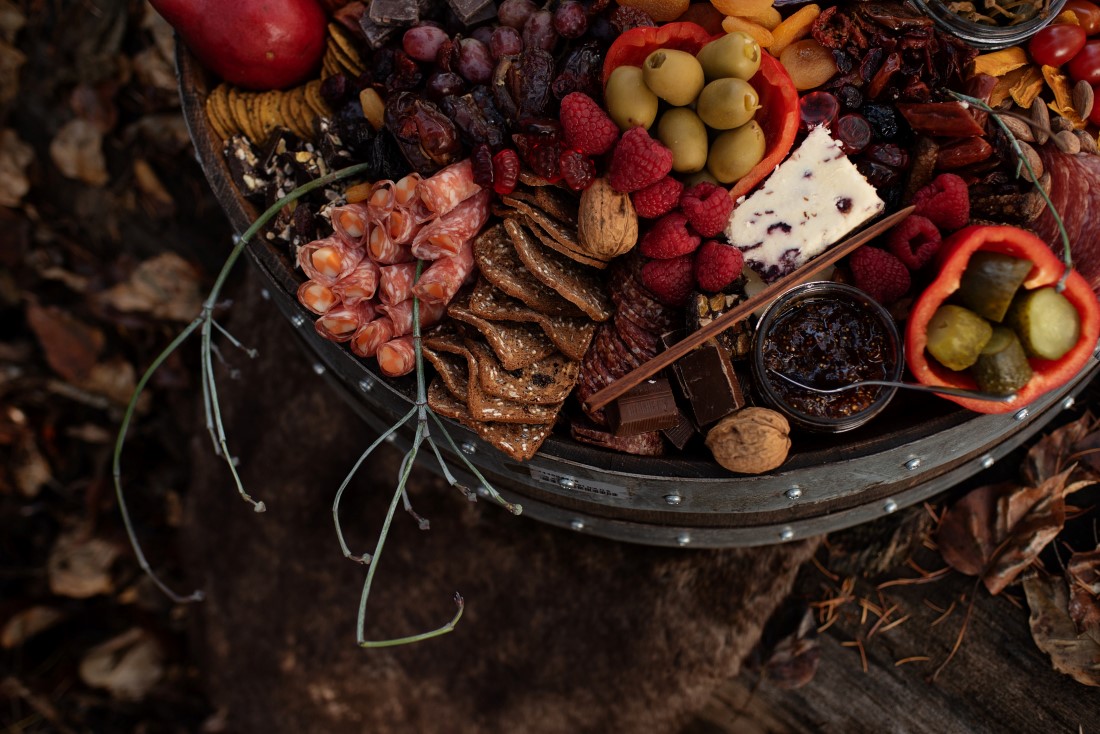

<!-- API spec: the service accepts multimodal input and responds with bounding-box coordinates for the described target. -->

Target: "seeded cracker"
[468,279,596,361]
[473,224,584,318]
[504,219,613,321]
[447,293,556,370]
[465,339,579,404]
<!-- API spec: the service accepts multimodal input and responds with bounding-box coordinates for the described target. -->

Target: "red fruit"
[560,92,621,156]
[150,0,326,90]
[513,131,562,182]
[608,127,674,193]
[887,214,941,271]
[1068,39,1100,84]
[632,177,684,218]
[471,144,495,188]
[694,240,744,292]
[638,212,701,259]
[679,181,734,238]
[641,254,695,306]
[492,149,520,195]
[1028,23,1086,67]
[559,149,596,190]
[911,173,970,232]
[849,246,911,305]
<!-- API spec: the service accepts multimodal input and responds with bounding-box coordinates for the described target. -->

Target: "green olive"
[642,49,705,106]
[696,78,760,130]
[707,121,766,184]
[682,169,720,188]
[696,31,762,81]
[604,65,660,131]
[657,108,709,173]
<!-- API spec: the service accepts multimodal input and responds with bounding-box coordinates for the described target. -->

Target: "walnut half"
[705,408,791,474]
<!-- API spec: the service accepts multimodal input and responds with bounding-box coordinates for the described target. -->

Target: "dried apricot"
[710,0,775,16]
[767,4,821,56]
[617,0,691,22]
[779,39,837,91]
[721,14,774,48]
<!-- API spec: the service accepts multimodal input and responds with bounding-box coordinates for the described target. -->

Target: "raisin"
[863,103,902,141]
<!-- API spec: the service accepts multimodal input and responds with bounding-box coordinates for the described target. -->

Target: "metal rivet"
[460,441,477,455]
[779,527,795,541]
[980,454,995,469]
[570,518,585,531]
[559,477,576,489]
[1063,396,1076,410]
[291,314,306,327]
[260,288,271,301]
[664,493,683,506]
[785,486,802,500]
[884,499,898,514]
[312,363,325,375]
[1014,408,1030,421]
[905,458,921,471]
[358,378,374,392]
[677,532,691,546]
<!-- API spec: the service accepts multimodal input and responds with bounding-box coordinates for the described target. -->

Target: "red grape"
[1068,39,1100,83]
[457,38,494,84]
[424,70,467,100]
[836,113,871,155]
[798,90,839,132]
[1066,0,1100,34]
[1028,23,1086,67]
[553,1,588,39]
[490,26,523,59]
[402,25,449,63]
[1091,84,1100,124]
[523,10,558,52]
[471,26,494,46]
[498,0,538,29]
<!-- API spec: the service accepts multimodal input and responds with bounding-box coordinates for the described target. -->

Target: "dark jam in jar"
[761,297,892,419]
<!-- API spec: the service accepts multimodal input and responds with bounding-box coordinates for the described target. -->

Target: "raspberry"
[638,212,701,259]
[887,214,941,271]
[911,173,970,232]
[610,5,656,33]
[849,246,911,305]
[608,127,674,193]
[492,149,520,195]
[694,240,744,292]
[641,254,695,306]
[513,131,561,182]
[679,181,734,238]
[471,143,494,188]
[631,176,683,218]
[559,148,596,191]
[559,92,620,156]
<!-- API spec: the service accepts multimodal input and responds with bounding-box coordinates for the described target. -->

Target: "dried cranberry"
[862,143,909,169]
[493,148,521,195]
[836,84,863,110]
[471,143,495,187]
[558,149,595,190]
[513,131,561,181]
[553,42,603,101]
[387,50,423,93]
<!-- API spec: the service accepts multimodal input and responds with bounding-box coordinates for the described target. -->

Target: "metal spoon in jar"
[765,369,1019,403]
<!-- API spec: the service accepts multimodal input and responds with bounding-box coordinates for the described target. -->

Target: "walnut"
[577,177,638,261]
[705,408,791,474]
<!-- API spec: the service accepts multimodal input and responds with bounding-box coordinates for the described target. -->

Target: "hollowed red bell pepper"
[905,224,1100,414]
[602,22,799,201]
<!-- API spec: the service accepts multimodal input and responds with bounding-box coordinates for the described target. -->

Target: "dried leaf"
[99,252,202,322]
[760,604,820,689]
[0,127,32,207]
[132,159,175,217]
[13,432,51,498]
[76,356,142,407]
[79,628,164,701]
[47,530,121,598]
[1068,548,1100,634]
[990,65,1032,107]
[25,303,105,382]
[970,47,1030,78]
[1,606,65,649]
[49,118,109,186]
[1011,66,1046,108]
[0,38,25,107]
[1042,64,1087,129]
[1023,412,1100,486]
[1024,574,1100,686]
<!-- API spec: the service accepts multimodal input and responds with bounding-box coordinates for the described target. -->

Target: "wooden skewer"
[582,205,915,413]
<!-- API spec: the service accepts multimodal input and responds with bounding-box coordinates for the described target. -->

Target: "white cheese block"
[724,125,884,282]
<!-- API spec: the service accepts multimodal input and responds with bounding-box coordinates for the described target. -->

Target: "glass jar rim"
[909,0,1069,50]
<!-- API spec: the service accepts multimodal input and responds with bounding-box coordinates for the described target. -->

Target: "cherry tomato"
[1065,0,1100,35]
[1091,84,1100,124]
[1068,39,1100,84]
[1028,23,1087,66]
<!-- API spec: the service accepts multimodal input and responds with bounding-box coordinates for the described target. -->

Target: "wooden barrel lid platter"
[173,4,1100,547]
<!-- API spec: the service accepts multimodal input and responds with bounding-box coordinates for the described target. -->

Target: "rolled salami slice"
[331,259,380,305]
[380,298,447,336]
[377,335,417,377]
[315,301,375,343]
[379,261,419,306]
[367,180,396,222]
[350,316,394,358]
[413,237,475,305]
[330,202,372,246]
[298,236,364,286]
[297,280,338,315]
[411,188,491,260]
[395,172,435,223]
[367,224,416,265]
[417,158,481,217]
[386,206,420,245]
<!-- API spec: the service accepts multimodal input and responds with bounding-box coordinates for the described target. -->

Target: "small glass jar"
[909,0,1068,50]
[751,281,904,433]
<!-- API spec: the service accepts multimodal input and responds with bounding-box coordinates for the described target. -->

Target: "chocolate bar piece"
[672,344,746,428]
[661,406,697,450]
[607,378,679,437]
[448,0,495,24]
[369,0,420,25]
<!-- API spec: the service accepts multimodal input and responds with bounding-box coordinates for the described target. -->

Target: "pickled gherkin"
[971,326,1032,395]
[955,252,1033,322]
[1006,286,1081,360]
[925,304,993,371]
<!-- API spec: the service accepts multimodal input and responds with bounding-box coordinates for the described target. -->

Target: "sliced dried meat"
[412,237,475,305]
[378,262,418,306]
[298,236,364,286]
[417,158,481,217]
[315,301,375,342]
[609,258,677,331]
[385,206,419,245]
[465,339,579,404]
[376,335,417,377]
[570,420,664,456]
[448,293,557,370]
[330,202,372,246]
[468,279,597,360]
[505,218,612,322]
[613,311,659,359]
[473,224,585,318]
[331,258,380,305]
[367,225,415,265]
[366,179,396,222]
[378,298,447,336]
[411,188,491,260]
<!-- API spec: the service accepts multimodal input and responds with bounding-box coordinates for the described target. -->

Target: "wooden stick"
[583,206,915,413]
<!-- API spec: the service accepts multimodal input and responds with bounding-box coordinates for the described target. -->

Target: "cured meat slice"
[367,225,415,265]
[571,420,664,456]
[298,236,364,286]
[331,259,380,305]
[413,238,475,305]
[297,280,337,315]
[350,316,394,358]
[376,335,417,377]
[378,262,419,306]
[330,202,372,246]
[315,301,375,342]
[411,188,492,260]
[366,179,396,222]
[417,158,481,217]
[394,172,435,223]
[379,298,447,336]
[386,206,420,245]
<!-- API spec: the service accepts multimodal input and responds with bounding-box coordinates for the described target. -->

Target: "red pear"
[151,0,328,90]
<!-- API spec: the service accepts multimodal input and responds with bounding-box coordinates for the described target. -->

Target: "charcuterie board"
[175,2,1100,547]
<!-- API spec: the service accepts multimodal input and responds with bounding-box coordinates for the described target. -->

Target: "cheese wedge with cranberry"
[724,125,884,282]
